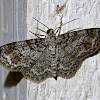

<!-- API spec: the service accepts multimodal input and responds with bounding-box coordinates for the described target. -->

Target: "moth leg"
[62,18,79,26]
[54,17,79,36]
[29,31,40,38]
[54,16,63,36]
[29,31,46,38]
[37,28,47,34]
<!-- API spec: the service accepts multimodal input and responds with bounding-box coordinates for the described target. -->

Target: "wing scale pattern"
[0,28,100,82]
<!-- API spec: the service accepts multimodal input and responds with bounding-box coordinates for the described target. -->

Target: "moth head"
[46,29,54,36]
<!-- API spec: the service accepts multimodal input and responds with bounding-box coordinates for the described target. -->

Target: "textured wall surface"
[27,0,100,100]
[0,0,27,100]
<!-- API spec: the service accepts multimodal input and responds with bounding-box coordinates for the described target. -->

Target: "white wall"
[27,0,100,100]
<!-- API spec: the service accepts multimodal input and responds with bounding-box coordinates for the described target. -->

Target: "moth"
[0,19,100,82]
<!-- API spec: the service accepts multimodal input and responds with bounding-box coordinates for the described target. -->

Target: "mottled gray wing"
[22,47,52,82]
[56,28,100,78]
[0,39,46,72]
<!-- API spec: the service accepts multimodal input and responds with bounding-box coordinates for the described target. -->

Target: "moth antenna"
[33,17,49,29]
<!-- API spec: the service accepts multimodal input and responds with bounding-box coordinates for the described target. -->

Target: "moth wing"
[56,28,100,78]
[0,38,46,72]
[22,47,52,82]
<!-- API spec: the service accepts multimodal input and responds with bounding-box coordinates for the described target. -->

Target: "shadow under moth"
[0,27,100,82]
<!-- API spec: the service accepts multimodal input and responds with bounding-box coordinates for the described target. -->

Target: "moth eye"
[47,29,53,34]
